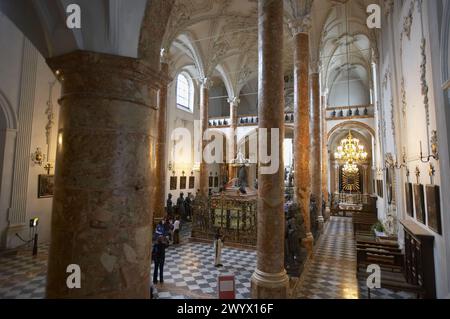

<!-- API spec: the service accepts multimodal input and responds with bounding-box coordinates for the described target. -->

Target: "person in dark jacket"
[152,236,167,284]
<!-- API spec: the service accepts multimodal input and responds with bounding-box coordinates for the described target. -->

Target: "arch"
[327,120,375,143]
[0,90,17,130]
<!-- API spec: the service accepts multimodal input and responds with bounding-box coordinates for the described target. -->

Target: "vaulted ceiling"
[162,0,379,106]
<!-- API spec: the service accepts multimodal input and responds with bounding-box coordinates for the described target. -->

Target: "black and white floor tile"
[294,216,416,299]
[152,242,255,299]
[0,218,417,299]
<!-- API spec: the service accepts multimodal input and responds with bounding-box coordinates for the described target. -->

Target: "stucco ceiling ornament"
[160,48,171,64]
[420,38,430,126]
[200,77,214,90]
[390,98,396,143]
[402,1,415,41]
[45,80,57,148]
[288,15,312,36]
[382,70,391,90]
[401,77,407,118]
[227,97,240,107]
[383,0,394,17]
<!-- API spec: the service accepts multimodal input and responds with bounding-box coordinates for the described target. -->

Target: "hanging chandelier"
[334,131,368,173]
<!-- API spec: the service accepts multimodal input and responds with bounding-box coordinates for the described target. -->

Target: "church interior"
[0,0,450,300]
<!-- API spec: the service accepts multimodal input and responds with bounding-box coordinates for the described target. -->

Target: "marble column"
[290,18,314,255]
[154,58,171,220]
[251,0,289,299]
[199,78,212,197]
[310,71,323,229]
[228,97,240,180]
[46,51,165,298]
[321,101,330,220]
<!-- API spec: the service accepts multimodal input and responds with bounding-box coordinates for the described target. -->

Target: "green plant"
[371,221,385,233]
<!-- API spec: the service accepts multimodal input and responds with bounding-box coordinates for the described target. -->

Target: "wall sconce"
[168,161,173,171]
[385,150,407,170]
[420,131,439,163]
[31,148,46,166]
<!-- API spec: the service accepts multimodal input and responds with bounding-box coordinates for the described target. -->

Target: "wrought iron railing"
[191,194,257,246]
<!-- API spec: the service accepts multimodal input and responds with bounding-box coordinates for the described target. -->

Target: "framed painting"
[38,175,54,198]
[170,176,177,190]
[189,176,195,189]
[180,176,187,190]
[425,185,442,234]
[413,184,426,225]
[405,183,414,217]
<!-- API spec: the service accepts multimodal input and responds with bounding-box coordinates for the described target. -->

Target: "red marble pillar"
[154,60,170,220]
[311,72,324,229]
[321,100,330,220]
[291,20,314,255]
[228,97,240,180]
[46,51,166,298]
[251,0,289,299]
[199,78,212,197]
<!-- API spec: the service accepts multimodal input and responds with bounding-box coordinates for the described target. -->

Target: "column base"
[251,268,289,299]
[302,232,314,257]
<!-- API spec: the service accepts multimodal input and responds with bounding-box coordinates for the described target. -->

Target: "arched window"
[176,72,194,112]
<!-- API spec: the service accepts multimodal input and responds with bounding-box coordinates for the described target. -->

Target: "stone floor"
[0,217,417,299]
[294,216,416,299]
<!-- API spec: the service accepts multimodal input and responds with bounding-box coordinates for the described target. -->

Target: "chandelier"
[334,131,368,173]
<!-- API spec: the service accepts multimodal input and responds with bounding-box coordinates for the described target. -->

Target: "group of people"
[166,192,193,221]
[155,216,181,245]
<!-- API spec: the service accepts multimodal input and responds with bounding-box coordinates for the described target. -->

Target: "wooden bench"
[356,244,403,274]
[352,214,378,238]
[358,270,425,299]
[355,220,437,299]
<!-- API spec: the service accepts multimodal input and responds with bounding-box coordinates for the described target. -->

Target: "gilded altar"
[191,190,257,247]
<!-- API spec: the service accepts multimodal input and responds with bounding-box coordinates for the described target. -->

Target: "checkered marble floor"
[0,223,255,300]
[152,242,255,299]
[294,216,416,299]
[1,218,417,299]
[0,244,48,299]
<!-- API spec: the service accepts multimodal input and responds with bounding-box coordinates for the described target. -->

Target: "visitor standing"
[152,236,167,284]
[214,228,224,267]
[173,216,180,244]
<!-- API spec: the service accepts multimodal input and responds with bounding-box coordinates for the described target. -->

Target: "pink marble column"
[45,51,166,298]
[321,101,330,220]
[228,97,240,180]
[251,0,289,299]
[199,78,212,197]
[290,19,314,255]
[310,71,323,229]
[154,59,170,220]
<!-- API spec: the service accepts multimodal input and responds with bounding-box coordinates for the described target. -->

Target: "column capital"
[288,15,312,36]
[227,96,240,107]
[310,60,320,75]
[200,77,214,90]
[47,50,169,108]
